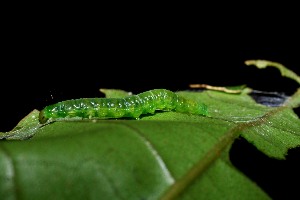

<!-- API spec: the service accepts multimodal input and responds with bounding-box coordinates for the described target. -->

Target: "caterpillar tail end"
[201,103,209,116]
[39,109,49,124]
[193,103,209,117]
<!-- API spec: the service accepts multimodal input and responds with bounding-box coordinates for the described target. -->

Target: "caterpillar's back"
[39,89,208,124]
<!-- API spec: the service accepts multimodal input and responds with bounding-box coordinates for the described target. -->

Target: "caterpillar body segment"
[39,89,208,124]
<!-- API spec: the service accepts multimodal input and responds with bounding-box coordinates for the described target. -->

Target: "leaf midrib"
[160,104,290,200]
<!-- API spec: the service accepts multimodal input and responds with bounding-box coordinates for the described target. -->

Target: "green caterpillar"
[39,89,208,124]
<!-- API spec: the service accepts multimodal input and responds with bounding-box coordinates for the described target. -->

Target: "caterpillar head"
[39,109,49,124]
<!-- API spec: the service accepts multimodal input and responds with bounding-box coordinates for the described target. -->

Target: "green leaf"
[0,112,270,200]
[245,59,300,84]
[1,61,300,199]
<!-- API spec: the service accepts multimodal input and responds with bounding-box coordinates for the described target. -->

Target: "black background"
[1,13,300,199]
